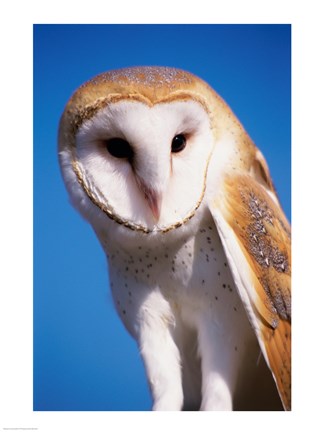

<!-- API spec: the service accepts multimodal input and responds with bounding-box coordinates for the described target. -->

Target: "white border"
[1,1,323,430]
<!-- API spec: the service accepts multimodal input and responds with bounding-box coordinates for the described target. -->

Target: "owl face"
[67,97,214,233]
[59,67,246,237]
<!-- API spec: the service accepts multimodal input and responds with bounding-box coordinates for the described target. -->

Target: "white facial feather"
[75,100,213,230]
[58,66,290,411]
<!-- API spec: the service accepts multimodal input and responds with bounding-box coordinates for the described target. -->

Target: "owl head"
[58,66,256,239]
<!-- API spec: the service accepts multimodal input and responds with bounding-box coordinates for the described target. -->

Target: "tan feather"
[211,171,291,409]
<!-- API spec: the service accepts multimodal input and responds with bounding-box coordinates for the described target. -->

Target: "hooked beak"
[136,177,162,222]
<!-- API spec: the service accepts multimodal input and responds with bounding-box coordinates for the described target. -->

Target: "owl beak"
[144,188,162,222]
[136,177,162,222]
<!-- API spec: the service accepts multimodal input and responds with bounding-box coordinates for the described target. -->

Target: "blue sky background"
[34,24,291,411]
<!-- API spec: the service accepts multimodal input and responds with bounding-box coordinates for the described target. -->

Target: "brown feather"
[221,173,291,410]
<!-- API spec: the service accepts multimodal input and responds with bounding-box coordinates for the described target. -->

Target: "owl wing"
[208,157,291,410]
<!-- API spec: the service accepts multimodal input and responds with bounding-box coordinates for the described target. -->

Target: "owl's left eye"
[171,134,187,153]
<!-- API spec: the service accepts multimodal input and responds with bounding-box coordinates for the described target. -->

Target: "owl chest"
[159,224,245,327]
[107,219,246,333]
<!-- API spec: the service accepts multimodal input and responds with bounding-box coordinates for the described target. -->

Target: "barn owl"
[58,66,291,411]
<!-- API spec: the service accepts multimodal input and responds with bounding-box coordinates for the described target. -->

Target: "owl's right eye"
[105,138,134,160]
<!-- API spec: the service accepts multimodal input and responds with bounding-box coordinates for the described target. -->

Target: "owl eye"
[171,134,187,153]
[105,138,134,160]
